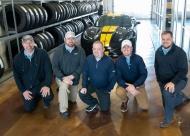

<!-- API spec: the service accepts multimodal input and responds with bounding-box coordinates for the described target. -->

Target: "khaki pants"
[116,84,149,110]
[56,77,78,113]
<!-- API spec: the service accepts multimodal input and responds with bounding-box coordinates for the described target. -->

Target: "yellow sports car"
[81,14,140,58]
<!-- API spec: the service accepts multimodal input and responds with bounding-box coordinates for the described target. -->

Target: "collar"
[24,50,34,60]
[122,53,133,59]
[65,44,75,53]
[162,45,172,55]
[94,54,104,61]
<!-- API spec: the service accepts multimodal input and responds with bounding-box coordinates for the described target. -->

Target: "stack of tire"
[0,2,99,33]
[0,4,48,32]
[46,20,84,47]
[33,31,55,52]
[0,57,4,79]
[7,19,85,59]
[2,1,98,63]
[6,31,55,62]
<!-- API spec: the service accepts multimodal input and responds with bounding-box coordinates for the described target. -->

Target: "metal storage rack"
[0,0,98,83]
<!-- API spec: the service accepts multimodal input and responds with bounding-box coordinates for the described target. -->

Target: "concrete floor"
[0,20,190,136]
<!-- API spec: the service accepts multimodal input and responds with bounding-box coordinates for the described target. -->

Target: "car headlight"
[94,34,99,40]
[123,31,133,40]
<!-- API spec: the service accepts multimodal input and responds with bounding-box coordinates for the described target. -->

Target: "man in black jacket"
[13,35,54,112]
[52,31,86,119]
[154,30,188,128]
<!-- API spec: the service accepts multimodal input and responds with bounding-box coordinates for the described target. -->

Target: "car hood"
[84,26,133,44]
[84,26,133,55]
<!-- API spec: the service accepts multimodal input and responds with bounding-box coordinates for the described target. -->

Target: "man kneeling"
[115,40,149,112]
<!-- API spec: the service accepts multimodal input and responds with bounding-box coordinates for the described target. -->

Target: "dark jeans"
[159,80,187,121]
[79,82,110,111]
[21,83,54,112]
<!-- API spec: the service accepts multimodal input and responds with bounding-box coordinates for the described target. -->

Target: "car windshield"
[95,15,132,27]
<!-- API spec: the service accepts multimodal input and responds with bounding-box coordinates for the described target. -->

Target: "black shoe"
[56,87,59,92]
[61,111,69,119]
[120,97,129,112]
[43,101,50,109]
[160,119,174,128]
[86,103,99,112]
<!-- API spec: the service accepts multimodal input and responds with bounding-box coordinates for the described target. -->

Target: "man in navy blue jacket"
[115,39,149,113]
[79,41,116,112]
[155,30,188,128]
[13,35,54,112]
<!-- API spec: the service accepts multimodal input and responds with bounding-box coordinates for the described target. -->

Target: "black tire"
[46,27,64,47]
[89,14,99,24]
[32,4,44,28]
[0,57,5,79]
[60,2,71,19]
[70,22,79,34]
[74,20,84,33]
[66,2,74,18]
[59,4,66,20]
[33,35,44,49]
[84,3,92,14]
[16,4,31,31]
[72,2,80,16]
[0,4,31,32]
[88,2,96,12]
[70,3,78,18]
[44,31,55,50]
[72,21,80,34]
[35,4,48,26]
[65,23,75,33]
[56,26,66,38]
[61,25,70,32]
[49,3,61,22]
[22,4,35,30]
[42,3,58,25]
[40,33,52,51]
[26,4,40,29]
[34,33,49,51]
[51,3,62,22]
[94,1,100,11]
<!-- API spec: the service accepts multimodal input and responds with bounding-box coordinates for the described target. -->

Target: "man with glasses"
[52,31,86,119]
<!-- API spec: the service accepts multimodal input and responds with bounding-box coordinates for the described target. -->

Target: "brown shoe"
[120,98,129,112]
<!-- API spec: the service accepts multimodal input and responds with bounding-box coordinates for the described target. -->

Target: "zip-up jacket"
[154,43,188,85]
[82,54,116,92]
[116,53,147,88]
[52,44,86,85]
[13,47,52,93]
